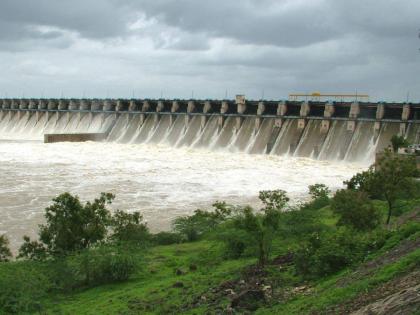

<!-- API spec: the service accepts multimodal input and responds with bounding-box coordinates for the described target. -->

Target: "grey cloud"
[132,0,343,48]
[0,0,419,101]
[0,0,134,40]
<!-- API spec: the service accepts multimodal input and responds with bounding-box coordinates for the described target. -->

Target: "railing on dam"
[1,96,420,133]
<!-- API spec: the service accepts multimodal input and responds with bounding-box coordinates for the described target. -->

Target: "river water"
[0,140,366,250]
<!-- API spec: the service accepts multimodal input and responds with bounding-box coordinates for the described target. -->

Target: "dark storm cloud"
[131,0,343,47]
[0,0,133,41]
[0,0,419,100]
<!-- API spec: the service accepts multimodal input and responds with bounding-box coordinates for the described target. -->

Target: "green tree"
[344,167,381,198]
[0,235,12,262]
[331,189,381,231]
[307,183,331,209]
[235,206,282,265]
[172,216,200,242]
[375,151,418,224]
[259,190,289,211]
[17,236,47,261]
[224,190,288,265]
[308,184,330,200]
[172,202,234,242]
[345,151,417,224]
[294,228,372,278]
[110,210,150,246]
[390,134,409,153]
[19,193,114,257]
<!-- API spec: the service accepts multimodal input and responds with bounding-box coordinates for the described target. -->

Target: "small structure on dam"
[44,133,108,143]
[1,95,420,162]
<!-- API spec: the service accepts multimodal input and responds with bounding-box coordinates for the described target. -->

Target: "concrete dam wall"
[1,97,420,163]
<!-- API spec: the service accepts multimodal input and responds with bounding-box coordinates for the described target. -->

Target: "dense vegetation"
[0,149,419,314]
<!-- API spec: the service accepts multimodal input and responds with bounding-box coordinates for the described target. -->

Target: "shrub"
[344,167,381,198]
[0,262,50,314]
[68,245,137,287]
[308,183,330,200]
[228,205,283,265]
[308,184,330,209]
[216,227,250,259]
[152,232,183,246]
[172,215,201,242]
[331,189,381,231]
[390,134,409,153]
[172,202,234,241]
[0,235,12,262]
[18,236,47,261]
[294,228,372,278]
[278,205,327,238]
[259,190,289,211]
[110,210,150,246]
[216,190,289,265]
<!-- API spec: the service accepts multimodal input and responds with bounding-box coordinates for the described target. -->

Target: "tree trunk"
[258,241,265,266]
[386,200,392,225]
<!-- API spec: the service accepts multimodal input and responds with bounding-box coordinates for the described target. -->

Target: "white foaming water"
[0,140,366,250]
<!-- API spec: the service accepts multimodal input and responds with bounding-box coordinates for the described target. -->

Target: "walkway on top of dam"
[1,96,420,125]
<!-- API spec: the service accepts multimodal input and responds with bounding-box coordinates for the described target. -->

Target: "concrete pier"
[298,101,310,129]
[255,101,265,130]
[236,95,246,131]
[58,99,68,110]
[80,100,90,111]
[321,102,335,133]
[347,102,360,132]
[91,100,102,111]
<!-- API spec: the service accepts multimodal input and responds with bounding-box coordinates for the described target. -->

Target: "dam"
[0,96,419,162]
[1,95,419,249]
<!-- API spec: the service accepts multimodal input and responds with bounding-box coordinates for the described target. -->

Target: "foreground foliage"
[0,151,419,314]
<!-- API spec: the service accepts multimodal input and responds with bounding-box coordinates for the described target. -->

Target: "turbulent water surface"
[0,140,365,250]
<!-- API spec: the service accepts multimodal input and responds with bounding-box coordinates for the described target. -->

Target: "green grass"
[256,248,420,315]
[21,200,420,314]
[44,241,255,314]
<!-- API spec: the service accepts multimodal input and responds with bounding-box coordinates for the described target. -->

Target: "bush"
[308,183,330,199]
[152,232,183,246]
[110,210,150,246]
[278,205,327,238]
[172,215,200,242]
[68,245,138,287]
[216,227,250,259]
[391,134,409,153]
[294,228,385,279]
[344,167,381,199]
[0,262,50,314]
[0,235,12,262]
[223,205,283,265]
[331,189,381,231]
[259,190,289,211]
[18,236,47,261]
[172,202,234,241]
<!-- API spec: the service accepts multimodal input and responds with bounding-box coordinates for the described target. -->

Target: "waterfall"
[294,120,327,158]
[247,118,275,154]
[0,110,405,163]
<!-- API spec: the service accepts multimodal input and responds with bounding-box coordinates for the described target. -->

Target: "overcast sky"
[0,0,419,101]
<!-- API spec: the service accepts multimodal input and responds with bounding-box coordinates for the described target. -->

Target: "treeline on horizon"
[0,137,419,313]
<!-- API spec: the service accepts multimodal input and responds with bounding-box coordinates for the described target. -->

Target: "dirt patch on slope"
[337,236,420,288]
[324,270,420,314]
